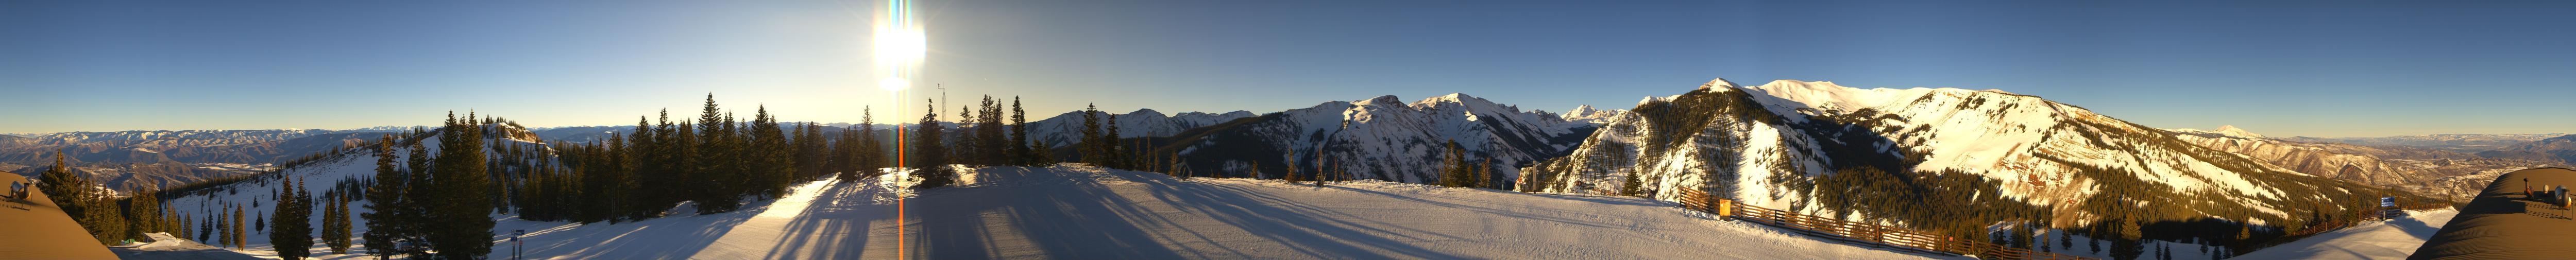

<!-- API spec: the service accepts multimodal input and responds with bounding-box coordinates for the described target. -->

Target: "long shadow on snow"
[1108,172,1487,259]
[919,166,1193,259]
[514,200,762,259]
[760,176,890,260]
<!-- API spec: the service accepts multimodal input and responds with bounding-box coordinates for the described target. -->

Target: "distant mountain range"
[1128,93,1604,184]
[2170,126,2561,202]
[0,129,408,192]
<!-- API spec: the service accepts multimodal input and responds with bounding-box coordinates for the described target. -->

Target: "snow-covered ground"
[146,164,1973,259]
[2229,209,2456,260]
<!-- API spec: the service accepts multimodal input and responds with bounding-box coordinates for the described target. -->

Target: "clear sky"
[4,0,2570,137]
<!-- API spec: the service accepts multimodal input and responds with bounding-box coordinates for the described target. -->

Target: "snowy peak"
[1355,95,1405,106]
[2218,125,2264,138]
[1560,105,1624,124]
[1409,93,1488,108]
[2172,125,2268,140]
[1699,77,1739,90]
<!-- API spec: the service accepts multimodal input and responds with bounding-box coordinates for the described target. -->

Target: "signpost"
[512,229,526,260]
[2381,197,2400,220]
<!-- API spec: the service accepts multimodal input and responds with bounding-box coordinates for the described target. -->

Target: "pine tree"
[793,123,820,181]
[1010,97,1033,166]
[362,135,410,258]
[198,212,211,242]
[125,188,162,238]
[1478,158,1494,189]
[232,205,247,250]
[749,106,793,199]
[956,105,978,166]
[2013,222,2036,250]
[853,107,884,179]
[2062,224,2076,250]
[1080,103,1103,166]
[2111,219,2145,260]
[81,194,126,245]
[693,95,745,214]
[978,96,1007,166]
[37,151,91,220]
[272,177,313,259]
[1105,113,1122,169]
[1283,153,1302,183]
[325,195,351,254]
[424,111,498,259]
[913,99,956,189]
[1439,140,1467,187]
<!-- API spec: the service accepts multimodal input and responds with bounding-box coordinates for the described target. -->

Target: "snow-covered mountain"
[1558,105,1625,124]
[2167,126,2558,202]
[1518,78,2429,245]
[161,121,545,250]
[1023,109,1256,149]
[1145,93,1597,185]
[2285,133,2569,153]
[0,129,408,192]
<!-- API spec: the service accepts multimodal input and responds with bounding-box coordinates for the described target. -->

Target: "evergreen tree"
[1478,158,1494,189]
[956,105,978,166]
[1010,97,1033,166]
[424,111,498,259]
[749,106,793,199]
[198,212,211,242]
[362,135,411,258]
[80,194,126,245]
[693,95,745,214]
[1080,103,1102,166]
[1283,154,1302,183]
[271,177,313,259]
[1439,141,1471,187]
[37,151,91,221]
[978,95,1007,166]
[325,194,351,254]
[1105,113,1122,169]
[125,188,162,238]
[913,100,955,189]
[852,107,884,179]
[232,205,246,250]
[2111,219,2145,260]
[793,123,821,180]
[2061,225,2076,250]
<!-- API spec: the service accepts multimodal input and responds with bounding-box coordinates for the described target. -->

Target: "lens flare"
[879,77,911,91]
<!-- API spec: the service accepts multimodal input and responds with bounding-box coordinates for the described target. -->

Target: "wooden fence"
[1676,189,2092,260]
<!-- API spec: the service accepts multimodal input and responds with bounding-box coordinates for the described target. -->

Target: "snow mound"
[2230,209,2456,260]
[110,232,262,260]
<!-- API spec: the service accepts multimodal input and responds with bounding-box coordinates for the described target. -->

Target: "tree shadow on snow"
[758,177,890,260]
[515,200,762,259]
[1106,172,1510,259]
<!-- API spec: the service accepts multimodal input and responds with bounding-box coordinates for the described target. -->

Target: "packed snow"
[2229,209,2456,260]
[149,163,1975,259]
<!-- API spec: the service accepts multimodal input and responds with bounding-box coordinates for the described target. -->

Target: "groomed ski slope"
[2229,209,2456,260]
[179,163,1967,259]
[539,164,1961,259]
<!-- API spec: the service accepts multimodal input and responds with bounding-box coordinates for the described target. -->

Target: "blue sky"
[3,0,2570,137]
